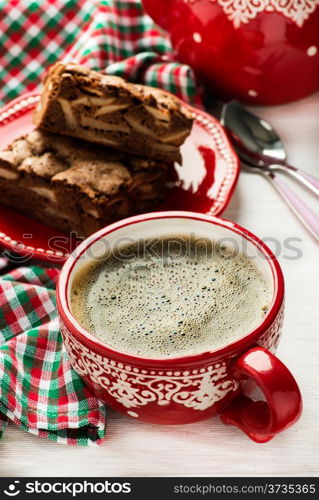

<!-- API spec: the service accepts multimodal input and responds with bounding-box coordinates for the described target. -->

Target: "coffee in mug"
[71,235,272,358]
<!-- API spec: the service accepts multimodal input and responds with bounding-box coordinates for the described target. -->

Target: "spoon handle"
[272,163,319,196]
[265,172,319,240]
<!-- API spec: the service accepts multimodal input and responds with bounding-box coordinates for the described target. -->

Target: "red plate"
[0,92,239,263]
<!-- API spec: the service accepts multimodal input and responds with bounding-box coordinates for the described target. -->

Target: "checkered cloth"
[0,266,106,445]
[0,0,200,107]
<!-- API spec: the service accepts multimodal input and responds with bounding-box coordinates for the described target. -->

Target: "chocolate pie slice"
[0,129,168,237]
[33,62,193,164]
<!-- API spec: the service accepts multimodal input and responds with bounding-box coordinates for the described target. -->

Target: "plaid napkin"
[0,265,106,445]
[0,0,199,107]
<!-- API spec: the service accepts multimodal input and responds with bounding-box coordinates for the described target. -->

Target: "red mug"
[57,212,302,443]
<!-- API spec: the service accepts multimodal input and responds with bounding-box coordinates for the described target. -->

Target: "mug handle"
[219,346,302,443]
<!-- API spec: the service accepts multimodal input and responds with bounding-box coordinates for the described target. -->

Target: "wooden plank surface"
[1,93,319,477]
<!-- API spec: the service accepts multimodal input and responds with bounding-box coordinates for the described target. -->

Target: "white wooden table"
[1,93,319,477]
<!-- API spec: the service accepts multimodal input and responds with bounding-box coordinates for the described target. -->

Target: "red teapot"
[142,0,319,105]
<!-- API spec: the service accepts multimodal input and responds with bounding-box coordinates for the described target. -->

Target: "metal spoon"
[243,157,319,240]
[221,101,319,240]
[221,100,319,196]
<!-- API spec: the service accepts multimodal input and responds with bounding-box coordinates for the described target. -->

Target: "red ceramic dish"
[0,93,239,263]
[57,211,302,442]
[142,0,319,105]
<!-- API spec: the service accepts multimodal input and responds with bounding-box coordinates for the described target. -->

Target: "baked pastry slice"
[0,129,168,237]
[33,62,193,163]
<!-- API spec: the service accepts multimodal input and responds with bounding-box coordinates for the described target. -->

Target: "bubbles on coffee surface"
[71,235,272,358]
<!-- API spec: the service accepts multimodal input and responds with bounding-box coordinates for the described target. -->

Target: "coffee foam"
[71,236,272,358]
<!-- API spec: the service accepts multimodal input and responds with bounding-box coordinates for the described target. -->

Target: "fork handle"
[266,172,319,240]
[271,163,319,196]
